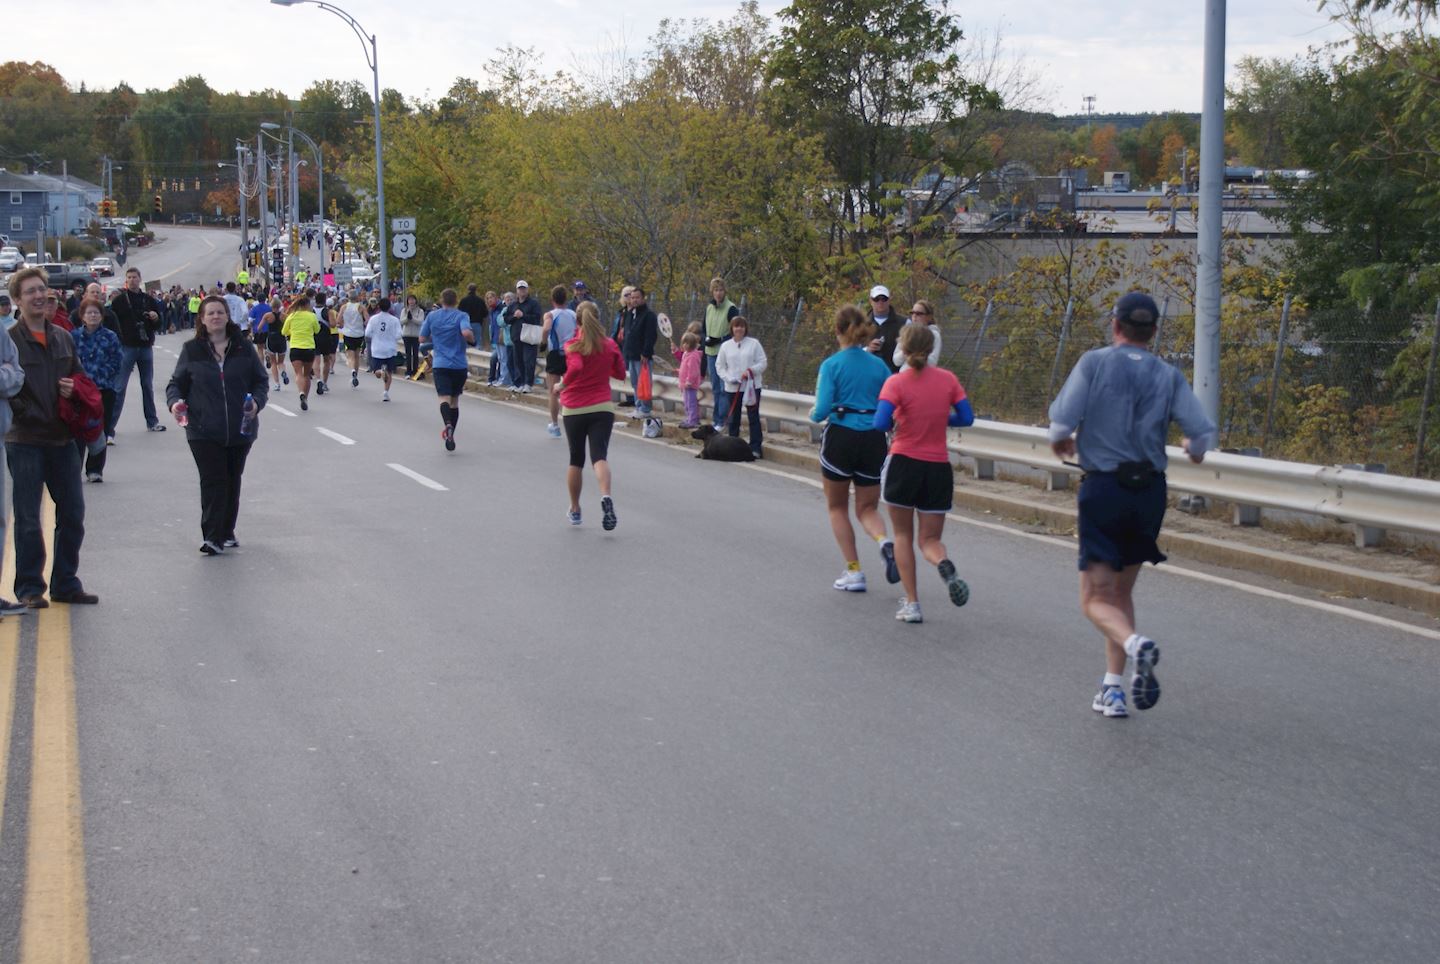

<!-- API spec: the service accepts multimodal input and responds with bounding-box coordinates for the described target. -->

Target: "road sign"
[391,217,417,233]
[392,233,417,260]
[332,263,354,283]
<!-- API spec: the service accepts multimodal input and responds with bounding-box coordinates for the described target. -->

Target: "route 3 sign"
[392,233,417,260]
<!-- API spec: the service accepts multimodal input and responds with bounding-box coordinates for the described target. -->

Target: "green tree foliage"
[1226,56,1310,168]
[765,0,1001,247]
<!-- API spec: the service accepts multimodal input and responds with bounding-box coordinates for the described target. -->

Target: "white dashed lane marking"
[266,404,297,417]
[386,463,447,491]
[315,427,356,446]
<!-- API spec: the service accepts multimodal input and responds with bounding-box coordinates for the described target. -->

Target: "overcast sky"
[19,0,1348,114]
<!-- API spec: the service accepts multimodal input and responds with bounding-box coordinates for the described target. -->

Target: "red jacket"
[559,337,625,409]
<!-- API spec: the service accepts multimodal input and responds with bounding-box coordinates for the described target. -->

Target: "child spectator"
[677,331,703,429]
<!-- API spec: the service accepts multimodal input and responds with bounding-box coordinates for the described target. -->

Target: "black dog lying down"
[691,425,756,461]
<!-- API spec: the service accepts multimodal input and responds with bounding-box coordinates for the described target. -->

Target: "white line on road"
[267,404,297,417]
[387,463,448,491]
[315,427,356,446]
[742,461,1440,642]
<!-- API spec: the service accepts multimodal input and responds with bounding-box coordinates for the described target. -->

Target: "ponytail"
[899,322,935,371]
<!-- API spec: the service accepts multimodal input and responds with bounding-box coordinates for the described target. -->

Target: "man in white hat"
[507,280,542,393]
[865,284,904,374]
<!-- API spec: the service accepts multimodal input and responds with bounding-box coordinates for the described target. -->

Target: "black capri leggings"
[563,410,615,467]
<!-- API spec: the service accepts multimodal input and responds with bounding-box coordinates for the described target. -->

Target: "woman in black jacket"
[165,295,269,555]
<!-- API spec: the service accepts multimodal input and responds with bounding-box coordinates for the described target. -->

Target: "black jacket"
[110,288,162,347]
[458,293,488,331]
[165,336,269,446]
[623,305,658,362]
[507,295,542,333]
[7,322,83,446]
[869,311,904,374]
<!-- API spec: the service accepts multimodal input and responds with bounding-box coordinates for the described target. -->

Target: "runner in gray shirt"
[1047,291,1217,719]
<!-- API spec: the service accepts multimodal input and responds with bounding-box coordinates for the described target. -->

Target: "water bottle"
[173,400,188,427]
[239,393,256,437]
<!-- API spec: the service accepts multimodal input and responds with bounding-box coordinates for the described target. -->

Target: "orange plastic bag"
[637,361,653,403]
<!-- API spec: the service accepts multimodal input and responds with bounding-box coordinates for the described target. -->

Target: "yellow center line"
[20,495,91,963]
[0,613,18,842]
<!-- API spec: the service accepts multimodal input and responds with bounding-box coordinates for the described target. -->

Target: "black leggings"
[563,410,614,467]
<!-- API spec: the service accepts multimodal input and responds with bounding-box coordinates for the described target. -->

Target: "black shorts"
[369,354,399,372]
[562,410,615,467]
[820,423,888,485]
[881,453,954,514]
[266,333,288,354]
[432,367,468,397]
[315,332,337,355]
[1077,471,1168,571]
[288,347,315,365]
[343,335,366,351]
[544,350,568,376]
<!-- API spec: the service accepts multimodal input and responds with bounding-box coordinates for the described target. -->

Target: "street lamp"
[270,0,387,294]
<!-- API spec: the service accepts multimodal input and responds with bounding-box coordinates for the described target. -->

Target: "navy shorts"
[369,354,399,373]
[1076,471,1168,571]
[820,423,887,485]
[343,335,366,351]
[432,367,468,396]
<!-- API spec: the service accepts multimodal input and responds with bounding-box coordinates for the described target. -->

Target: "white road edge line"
[387,463,447,491]
[315,427,356,446]
[742,461,1440,642]
[267,404,297,417]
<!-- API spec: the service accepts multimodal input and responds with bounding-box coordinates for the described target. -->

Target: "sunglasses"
[910,310,930,317]
[872,295,889,302]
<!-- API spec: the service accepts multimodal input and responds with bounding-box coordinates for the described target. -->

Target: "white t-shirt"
[365,310,400,359]
[340,301,366,337]
[224,293,249,328]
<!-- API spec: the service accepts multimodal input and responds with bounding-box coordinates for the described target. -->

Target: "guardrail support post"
[1229,447,1263,526]
[974,458,995,481]
[1047,470,1070,491]
[1345,463,1388,547]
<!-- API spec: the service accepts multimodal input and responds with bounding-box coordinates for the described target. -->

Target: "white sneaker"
[895,598,923,623]
[520,385,532,394]
[272,382,282,392]
[546,423,562,438]
[382,390,390,402]
[833,570,867,592]
[1092,685,1129,718]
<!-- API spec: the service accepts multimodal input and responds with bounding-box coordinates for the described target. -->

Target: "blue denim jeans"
[709,355,730,426]
[7,442,86,599]
[114,344,159,429]
[628,359,652,415]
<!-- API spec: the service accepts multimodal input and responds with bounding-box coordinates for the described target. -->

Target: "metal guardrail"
[465,348,1440,539]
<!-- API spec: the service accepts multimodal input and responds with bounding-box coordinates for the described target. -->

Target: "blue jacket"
[73,324,123,392]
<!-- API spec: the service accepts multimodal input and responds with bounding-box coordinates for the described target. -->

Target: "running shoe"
[85,472,102,483]
[601,496,617,531]
[222,538,239,548]
[317,380,326,395]
[351,370,359,388]
[382,390,390,402]
[895,598,923,623]
[199,540,224,556]
[281,371,289,385]
[833,570,867,592]
[299,393,308,411]
[148,424,166,432]
[273,382,282,392]
[879,540,900,584]
[567,508,582,526]
[105,435,114,446]
[546,423,562,438]
[1092,685,1129,718]
[442,424,455,451]
[1131,639,1161,711]
[937,559,969,607]
[0,598,32,616]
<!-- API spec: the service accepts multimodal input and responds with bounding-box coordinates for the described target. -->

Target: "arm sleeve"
[749,341,768,376]
[0,332,25,400]
[1046,354,1092,443]
[1171,370,1218,456]
[810,360,833,422]
[164,351,188,409]
[608,345,626,380]
[873,399,896,432]
[948,399,974,427]
[641,316,657,358]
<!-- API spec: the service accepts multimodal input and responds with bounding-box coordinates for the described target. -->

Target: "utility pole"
[1194,0,1227,423]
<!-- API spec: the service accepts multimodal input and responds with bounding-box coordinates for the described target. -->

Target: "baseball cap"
[869,284,890,300]
[573,280,587,290]
[0,294,10,307]
[515,280,529,289]
[1113,292,1159,325]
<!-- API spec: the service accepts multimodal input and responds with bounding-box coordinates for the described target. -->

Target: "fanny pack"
[1115,460,1158,491]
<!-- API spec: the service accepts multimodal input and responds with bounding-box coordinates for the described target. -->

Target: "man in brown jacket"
[6,267,97,607]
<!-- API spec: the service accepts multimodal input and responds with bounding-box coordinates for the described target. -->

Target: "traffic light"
[99,199,116,218]
[153,195,163,215]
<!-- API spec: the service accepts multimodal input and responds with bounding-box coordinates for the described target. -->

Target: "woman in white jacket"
[714,315,768,458]
[891,299,942,369]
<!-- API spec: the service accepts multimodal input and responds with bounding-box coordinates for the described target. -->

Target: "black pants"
[403,336,420,373]
[81,389,114,477]
[727,388,763,455]
[563,410,615,467]
[188,440,252,544]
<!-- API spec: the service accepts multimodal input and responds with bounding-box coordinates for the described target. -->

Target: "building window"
[9,216,22,231]
[9,193,22,204]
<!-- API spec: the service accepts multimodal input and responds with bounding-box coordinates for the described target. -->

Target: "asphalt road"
[121,224,326,292]
[0,341,1436,963]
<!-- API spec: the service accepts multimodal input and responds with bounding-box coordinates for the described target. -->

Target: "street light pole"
[270,0,388,294]
[1194,0,1227,423]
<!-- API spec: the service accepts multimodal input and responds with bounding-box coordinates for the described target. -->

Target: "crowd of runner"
[2,258,1217,721]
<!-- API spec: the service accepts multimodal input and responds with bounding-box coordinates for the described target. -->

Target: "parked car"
[38,262,98,289]
[90,256,115,276]
[0,247,23,272]
[176,213,203,225]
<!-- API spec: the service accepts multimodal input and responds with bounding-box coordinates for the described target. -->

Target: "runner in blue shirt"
[418,287,475,452]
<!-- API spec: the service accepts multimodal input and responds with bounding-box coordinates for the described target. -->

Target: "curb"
[465,378,1440,618]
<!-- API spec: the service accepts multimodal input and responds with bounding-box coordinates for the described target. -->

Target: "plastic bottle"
[173,400,188,427]
[239,393,256,437]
